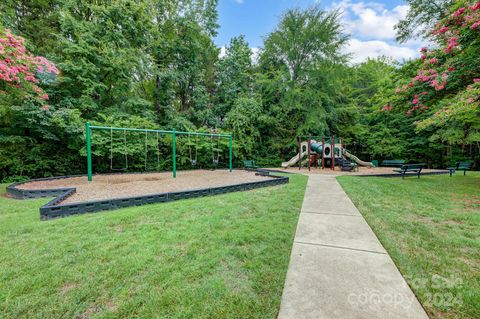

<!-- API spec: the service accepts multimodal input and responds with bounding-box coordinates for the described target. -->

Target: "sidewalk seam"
[293,240,387,255]
[301,211,361,217]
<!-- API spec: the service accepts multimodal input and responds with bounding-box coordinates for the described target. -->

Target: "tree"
[0,28,59,105]
[215,35,253,123]
[394,0,452,43]
[390,1,480,163]
[0,0,62,55]
[262,6,348,84]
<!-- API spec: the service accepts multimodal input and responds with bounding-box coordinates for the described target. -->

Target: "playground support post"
[172,129,176,178]
[86,122,93,182]
[331,136,335,171]
[307,135,311,171]
[321,138,325,170]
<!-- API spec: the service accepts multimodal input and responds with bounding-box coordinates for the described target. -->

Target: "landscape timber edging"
[7,173,289,220]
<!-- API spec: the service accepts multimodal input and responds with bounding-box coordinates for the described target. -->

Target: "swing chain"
[189,134,198,166]
[110,128,128,171]
[212,135,220,167]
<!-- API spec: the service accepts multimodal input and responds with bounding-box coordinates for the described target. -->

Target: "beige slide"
[344,150,374,167]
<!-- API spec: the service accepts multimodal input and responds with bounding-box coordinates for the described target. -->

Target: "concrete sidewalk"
[278,175,428,319]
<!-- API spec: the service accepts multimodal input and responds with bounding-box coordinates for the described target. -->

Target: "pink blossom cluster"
[0,29,59,108]
[396,3,480,115]
[444,36,459,53]
[382,104,393,111]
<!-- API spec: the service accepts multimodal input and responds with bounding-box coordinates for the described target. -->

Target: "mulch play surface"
[18,170,271,204]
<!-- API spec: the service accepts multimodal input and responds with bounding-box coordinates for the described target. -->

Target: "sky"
[215,0,427,63]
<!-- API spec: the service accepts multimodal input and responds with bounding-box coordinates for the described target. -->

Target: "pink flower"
[471,21,480,29]
[436,26,450,34]
[421,55,427,60]
[452,7,466,17]
[42,105,49,111]
[470,2,480,10]
[39,93,49,100]
[428,58,438,64]
[422,91,428,95]
[412,99,420,105]
[382,105,393,111]
[420,47,427,53]
[474,78,480,83]
[444,36,459,53]
[25,75,38,82]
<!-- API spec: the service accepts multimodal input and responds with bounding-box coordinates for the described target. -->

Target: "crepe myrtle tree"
[385,1,480,115]
[382,1,480,153]
[0,28,59,110]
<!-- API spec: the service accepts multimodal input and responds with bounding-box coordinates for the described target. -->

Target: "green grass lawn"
[337,173,480,319]
[0,173,307,319]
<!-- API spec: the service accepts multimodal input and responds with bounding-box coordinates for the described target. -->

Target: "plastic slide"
[282,141,309,168]
[282,141,323,168]
[344,150,374,167]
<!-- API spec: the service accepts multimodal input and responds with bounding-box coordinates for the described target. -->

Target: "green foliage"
[394,0,452,43]
[225,96,262,158]
[0,0,477,181]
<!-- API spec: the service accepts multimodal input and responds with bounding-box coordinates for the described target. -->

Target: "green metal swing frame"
[85,122,233,182]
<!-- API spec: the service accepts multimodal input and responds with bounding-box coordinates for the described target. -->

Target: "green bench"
[393,163,425,179]
[447,161,474,176]
[381,159,405,167]
[243,160,258,170]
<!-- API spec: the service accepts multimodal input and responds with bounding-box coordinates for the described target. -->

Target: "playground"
[1,124,478,319]
[16,170,271,204]
[2,1,480,317]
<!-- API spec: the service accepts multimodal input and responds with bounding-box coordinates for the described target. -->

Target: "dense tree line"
[0,0,478,181]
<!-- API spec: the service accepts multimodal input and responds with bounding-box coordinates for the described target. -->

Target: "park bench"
[243,160,258,170]
[393,163,425,179]
[381,159,405,167]
[447,161,474,176]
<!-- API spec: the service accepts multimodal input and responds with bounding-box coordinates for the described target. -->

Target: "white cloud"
[332,1,408,40]
[344,38,418,63]
[219,46,227,58]
[251,47,260,64]
[329,1,430,63]
[234,0,244,4]
[218,46,260,64]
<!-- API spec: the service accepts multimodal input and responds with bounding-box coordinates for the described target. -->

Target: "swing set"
[85,122,233,182]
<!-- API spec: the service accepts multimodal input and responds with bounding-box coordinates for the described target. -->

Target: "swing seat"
[191,160,197,166]
[213,159,219,166]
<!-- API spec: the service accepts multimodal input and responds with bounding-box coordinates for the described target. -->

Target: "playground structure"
[282,136,374,170]
[5,122,293,220]
[85,122,233,181]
